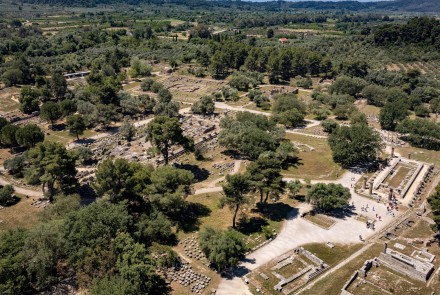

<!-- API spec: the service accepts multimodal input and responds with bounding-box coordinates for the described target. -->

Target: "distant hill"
[19,0,440,13]
[374,0,440,12]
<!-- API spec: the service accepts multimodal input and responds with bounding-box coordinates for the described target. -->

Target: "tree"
[50,71,67,99]
[19,86,40,114]
[287,180,302,198]
[0,117,8,130]
[306,183,350,212]
[221,173,252,228]
[199,227,247,271]
[66,115,86,140]
[4,154,27,177]
[0,185,14,205]
[428,183,440,231]
[273,109,304,128]
[148,166,194,219]
[1,69,23,86]
[297,77,313,89]
[191,96,215,116]
[24,222,64,290]
[94,158,150,203]
[27,141,77,199]
[0,229,29,294]
[40,102,62,128]
[15,124,44,148]
[379,100,409,131]
[246,152,285,204]
[128,57,152,78]
[120,119,135,141]
[1,124,19,147]
[272,93,307,114]
[329,76,367,97]
[153,89,179,117]
[328,122,382,168]
[267,28,274,38]
[95,103,121,128]
[60,99,76,117]
[146,116,193,165]
[321,119,338,133]
[63,201,131,276]
[140,78,155,91]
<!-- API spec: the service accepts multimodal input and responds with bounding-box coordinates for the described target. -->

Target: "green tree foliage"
[140,78,155,92]
[134,212,175,246]
[19,86,40,114]
[189,24,211,39]
[94,158,151,203]
[221,173,252,228]
[272,93,306,128]
[296,76,313,89]
[0,185,15,205]
[40,101,62,128]
[50,70,67,99]
[63,201,131,284]
[379,100,409,131]
[128,57,152,78]
[146,116,193,165]
[246,152,285,204]
[26,141,77,199]
[329,76,367,97]
[191,95,215,116]
[428,183,440,231]
[24,222,64,290]
[328,122,382,168]
[321,119,338,133]
[267,28,274,38]
[95,103,121,128]
[120,119,136,141]
[1,124,19,147]
[306,183,351,212]
[248,89,270,110]
[15,124,44,148]
[148,165,194,220]
[66,114,86,140]
[219,112,284,160]
[199,227,247,271]
[287,180,302,198]
[153,89,179,117]
[0,229,28,294]
[396,118,440,150]
[60,99,77,117]
[4,154,27,177]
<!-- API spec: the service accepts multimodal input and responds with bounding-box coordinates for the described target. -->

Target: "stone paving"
[216,169,404,295]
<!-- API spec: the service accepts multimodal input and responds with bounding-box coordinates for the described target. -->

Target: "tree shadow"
[259,202,296,222]
[282,155,302,170]
[177,202,211,233]
[237,216,268,235]
[0,195,21,207]
[320,205,357,220]
[76,184,98,205]
[173,163,210,182]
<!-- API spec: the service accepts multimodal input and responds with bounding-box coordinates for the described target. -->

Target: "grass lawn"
[401,219,435,239]
[0,193,42,233]
[396,145,440,166]
[0,95,20,112]
[386,165,411,188]
[283,133,344,180]
[303,214,336,229]
[45,128,98,145]
[302,243,363,267]
[300,243,383,295]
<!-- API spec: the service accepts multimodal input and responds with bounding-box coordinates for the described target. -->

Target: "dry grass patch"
[303,213,336,229]
[283,133,344,180]
[0,193,42,233]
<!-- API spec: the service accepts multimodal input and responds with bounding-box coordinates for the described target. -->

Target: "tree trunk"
[163,148,169,165]
[259,189,263,204]
[232,204,240,228]
[264,191,270,203]
[76,133,79,141]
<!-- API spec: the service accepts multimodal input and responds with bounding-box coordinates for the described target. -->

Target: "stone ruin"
[165,260,212,294]
[181,235,208,264]
[266,247,328,294]
[378,243,434,282]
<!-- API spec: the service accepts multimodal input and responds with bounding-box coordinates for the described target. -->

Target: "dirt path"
[0,174,42,197]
